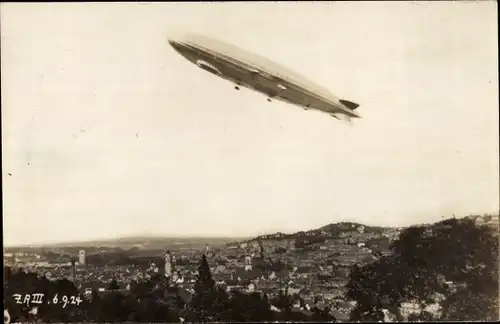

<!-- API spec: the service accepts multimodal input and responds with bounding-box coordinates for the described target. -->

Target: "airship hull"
[168,33,361,120]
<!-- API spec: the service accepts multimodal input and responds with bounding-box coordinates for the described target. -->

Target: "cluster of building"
[4,231,386,320]
[4,215,498,321]
[470,214,500,229]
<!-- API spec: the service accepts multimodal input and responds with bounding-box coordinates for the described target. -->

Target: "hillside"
[227,214,500,251]
[221,221,399,256]
[236,213,499,245]
[248,222,393,242]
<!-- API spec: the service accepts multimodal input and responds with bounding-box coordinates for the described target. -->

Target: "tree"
[345,261,397,322]
[3,268,86,323]
[4,266,184,323]
[108,278,120,290]
[225,291,274,322]
[185,254,227,322]
[275,247,287,254]
[345,217,499,321]
[272,288,292,313]
[131,279,155,297]
[311,306,336,322]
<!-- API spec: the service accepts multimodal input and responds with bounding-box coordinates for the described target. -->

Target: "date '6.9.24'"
[12,293,82,308]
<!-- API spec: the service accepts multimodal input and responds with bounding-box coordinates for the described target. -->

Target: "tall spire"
[205,244,211,258]
[165,250,172,279]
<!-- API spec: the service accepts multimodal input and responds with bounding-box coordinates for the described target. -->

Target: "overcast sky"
[2,2,498,246]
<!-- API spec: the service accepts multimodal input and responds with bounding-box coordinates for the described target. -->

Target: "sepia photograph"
[2,1,499,323]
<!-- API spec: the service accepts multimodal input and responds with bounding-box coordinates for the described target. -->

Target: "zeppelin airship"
[168,32,361,122]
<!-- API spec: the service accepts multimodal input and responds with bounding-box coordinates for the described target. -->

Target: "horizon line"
[4,212,497,248]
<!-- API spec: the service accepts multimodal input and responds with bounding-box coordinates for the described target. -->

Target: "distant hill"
[7,236,249,250]
[253,222,392,241]
[229,214,499,246]
[220,221,400,256]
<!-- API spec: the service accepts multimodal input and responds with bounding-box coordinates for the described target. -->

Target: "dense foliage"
[346,218,499,321]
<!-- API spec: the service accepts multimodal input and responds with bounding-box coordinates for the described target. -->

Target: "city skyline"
[3,214,496,248]
[2,2,499,246]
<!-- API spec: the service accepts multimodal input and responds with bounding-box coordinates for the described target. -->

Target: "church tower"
[165,250,173,278]
[244,254,252,271]
[78,250,86,265]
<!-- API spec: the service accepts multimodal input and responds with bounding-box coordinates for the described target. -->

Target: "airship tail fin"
[331,113,353,126]
[339,99,360,110]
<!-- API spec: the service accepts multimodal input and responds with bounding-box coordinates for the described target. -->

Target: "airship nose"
[167,30,189,52]
[168,39,183,52]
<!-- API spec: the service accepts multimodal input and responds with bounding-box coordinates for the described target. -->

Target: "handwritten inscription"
[12,293,82,308]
